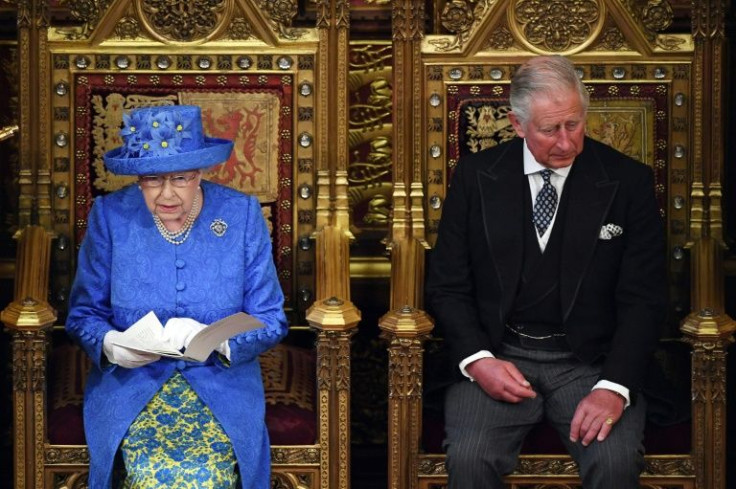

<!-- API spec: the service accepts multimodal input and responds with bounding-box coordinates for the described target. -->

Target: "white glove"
[103,330,160,368]
[217,339,231,361]
[163,318,208,351]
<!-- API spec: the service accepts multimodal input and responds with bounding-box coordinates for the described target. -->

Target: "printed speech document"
[112,311,264,362]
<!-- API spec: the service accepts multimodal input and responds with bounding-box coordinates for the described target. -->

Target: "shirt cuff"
[592,380,630,408]
[459,350,495,381]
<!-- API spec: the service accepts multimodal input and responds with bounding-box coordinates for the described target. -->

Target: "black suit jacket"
[426,137,668,392]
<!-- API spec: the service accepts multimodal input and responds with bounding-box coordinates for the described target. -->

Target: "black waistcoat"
[507,176,571,330]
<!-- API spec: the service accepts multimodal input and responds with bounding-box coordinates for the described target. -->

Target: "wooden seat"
[46,340,318,447]
[379,1,734,488]
[2,1,361,488]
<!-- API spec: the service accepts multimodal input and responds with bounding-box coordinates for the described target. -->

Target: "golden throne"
[2,1,359,488]
[380,1,734,488]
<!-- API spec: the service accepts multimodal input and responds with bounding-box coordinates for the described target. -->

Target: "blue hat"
[103,105,234,175]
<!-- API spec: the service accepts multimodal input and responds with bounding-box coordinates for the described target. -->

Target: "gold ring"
[605,417,614,425]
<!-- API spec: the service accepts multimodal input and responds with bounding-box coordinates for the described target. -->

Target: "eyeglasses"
[138,172,199,188]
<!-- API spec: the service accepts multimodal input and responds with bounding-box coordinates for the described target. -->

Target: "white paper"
[112,311,182,357]
[112,311,264,362]
[180,312,263,362]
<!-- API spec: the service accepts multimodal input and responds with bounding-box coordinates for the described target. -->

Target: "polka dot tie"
[532,169,558,236]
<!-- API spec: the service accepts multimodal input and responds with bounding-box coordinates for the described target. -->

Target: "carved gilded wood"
[679,3,736,489]
[9,1,356,488]
[346,41,393,279]
[380,307,433,489]
[1,226,56,489]
[384,0,730,488]
[306,5,361,489]
[416,454,696,489]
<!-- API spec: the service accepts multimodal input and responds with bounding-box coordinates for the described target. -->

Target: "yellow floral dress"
[120,372,238,488]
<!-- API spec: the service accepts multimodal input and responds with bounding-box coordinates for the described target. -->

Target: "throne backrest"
[46,20,319,328]
[382,1,704,487]
[442,75,675,264]
[423,46,693,343]
[0,3,356,487]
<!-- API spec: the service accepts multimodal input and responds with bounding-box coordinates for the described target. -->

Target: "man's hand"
[466,357,536,403]
[569,389,625,446]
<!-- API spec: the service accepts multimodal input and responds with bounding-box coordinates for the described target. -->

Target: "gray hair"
[509,56,589,126]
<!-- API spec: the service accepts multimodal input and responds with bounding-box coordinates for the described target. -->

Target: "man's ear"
[508,112,525,138]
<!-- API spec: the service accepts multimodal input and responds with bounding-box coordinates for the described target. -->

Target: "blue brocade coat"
[66,180,288,489]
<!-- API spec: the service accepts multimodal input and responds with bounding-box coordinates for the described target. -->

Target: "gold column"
[307,297,360,489]
[379,306,433,489]
[1,226,57,489]
[681,2,735,489]
[380,3,434,489]
[307,2,360,489]
[16,0,51,226]
[386,0,430,311]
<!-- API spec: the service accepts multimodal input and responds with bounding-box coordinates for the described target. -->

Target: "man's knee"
[579,443,645,488]
[445,436,516,483]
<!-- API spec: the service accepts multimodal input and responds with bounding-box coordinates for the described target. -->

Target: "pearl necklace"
[153,190,201,245]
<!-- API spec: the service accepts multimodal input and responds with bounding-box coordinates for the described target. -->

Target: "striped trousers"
[443,343,647,489]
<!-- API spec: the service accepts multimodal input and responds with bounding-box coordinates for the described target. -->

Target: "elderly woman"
[66,105,288,488]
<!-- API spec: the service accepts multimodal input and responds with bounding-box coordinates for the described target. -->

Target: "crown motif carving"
[510,0,604,53]
[427,0,677,54]
[55,0,300,42]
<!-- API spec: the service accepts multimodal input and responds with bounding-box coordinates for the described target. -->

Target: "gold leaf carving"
[418,457,446,475]
[440,1,475,35]
[515,457,579,475]
[483,25,515,51]
[642,457,695,475]
[58,0,115,39]
[270,447,320,464]
[392,0,425,42]
[138,0,231,43]
[228,17,254,40]
[51,471,89,489]
[511,0,603,53]
[431,0,494,51]
[350,45,393,72]
[593,26,628,51]
[640,0,674,32]
[12,334,27,391]
[656,35,687,51]
[115,17,141,40]
[387,337,424,399]
[31,337,47,392]
[255,0,302,40]
[45,446,90,464]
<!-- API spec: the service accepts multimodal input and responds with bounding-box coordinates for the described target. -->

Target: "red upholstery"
[47,341,317,446]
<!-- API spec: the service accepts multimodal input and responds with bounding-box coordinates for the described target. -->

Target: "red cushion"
[47,343,88,445]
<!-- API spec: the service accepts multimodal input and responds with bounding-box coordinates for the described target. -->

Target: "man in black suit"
[426,55,667,489]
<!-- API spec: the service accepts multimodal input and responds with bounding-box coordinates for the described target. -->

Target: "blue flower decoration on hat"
[104,105,234,175]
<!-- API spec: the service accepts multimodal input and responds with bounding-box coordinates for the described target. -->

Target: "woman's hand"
[102,331,160,368]
[163,318,208,351]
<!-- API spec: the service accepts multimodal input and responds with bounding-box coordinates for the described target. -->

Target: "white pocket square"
[599,223,623,240]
